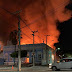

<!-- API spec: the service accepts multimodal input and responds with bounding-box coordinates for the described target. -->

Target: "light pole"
[54,48,60,62]
[48,40,54,65]
[45,35,50,65]
[18,14,21,71]
[13,10,22,71]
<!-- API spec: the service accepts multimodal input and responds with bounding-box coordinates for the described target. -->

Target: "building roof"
[3,43,52,51]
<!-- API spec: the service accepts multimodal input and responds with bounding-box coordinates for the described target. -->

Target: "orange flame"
[0,0,71,50]
[26,58,29,63]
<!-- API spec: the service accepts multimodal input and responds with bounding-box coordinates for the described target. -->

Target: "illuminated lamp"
[57,48,60,50]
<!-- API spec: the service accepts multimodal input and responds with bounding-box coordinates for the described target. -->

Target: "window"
[60,59,72,62]
[38,54,41,60]
[69,59,72,61]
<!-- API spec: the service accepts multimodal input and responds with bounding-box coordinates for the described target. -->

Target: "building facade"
[3,43,54,65]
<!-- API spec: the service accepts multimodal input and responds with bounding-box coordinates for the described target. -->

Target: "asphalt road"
[0,66,72,72]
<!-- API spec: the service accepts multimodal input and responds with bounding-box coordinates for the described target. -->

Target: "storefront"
[3,43,54,65]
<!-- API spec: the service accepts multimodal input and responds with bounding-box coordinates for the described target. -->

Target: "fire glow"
[0,0,71,50]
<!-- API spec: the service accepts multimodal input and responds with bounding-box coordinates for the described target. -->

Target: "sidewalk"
[0,66,51,72]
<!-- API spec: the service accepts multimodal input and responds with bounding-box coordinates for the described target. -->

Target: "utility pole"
[13,10,22,71]
[18,14,21,71]
[45,35,50,65]
[32,30,38,66]
[54,48,60,62]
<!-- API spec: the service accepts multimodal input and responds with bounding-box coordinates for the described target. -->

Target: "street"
[0,66,72,72]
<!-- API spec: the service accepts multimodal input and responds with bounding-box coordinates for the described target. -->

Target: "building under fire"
[3,43,54,65]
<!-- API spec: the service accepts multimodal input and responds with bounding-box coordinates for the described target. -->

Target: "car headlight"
[49,63,52,65]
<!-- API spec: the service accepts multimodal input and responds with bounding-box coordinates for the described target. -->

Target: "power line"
[21,0,69,29]
[0,7,38,42]
[21,30,39,44]
[0,6,13,15]
[35,35,45,43]
[0,0,69,31]
[20,18,33,32]
[0,0,69,32]
[0,11,39,44]
[0,0,69,44]
[19,0,69,44]
[0,13,38,44]
[0,6,33,33]
[20,0,69,43]
[0,7,35,43]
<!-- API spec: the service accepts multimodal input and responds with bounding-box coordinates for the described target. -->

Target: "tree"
[9,30,18,65]
[10,50,27,58]
[9,30,18,45]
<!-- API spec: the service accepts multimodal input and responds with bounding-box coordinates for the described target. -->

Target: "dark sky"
[54,1,72,52]
[55,17,72,51]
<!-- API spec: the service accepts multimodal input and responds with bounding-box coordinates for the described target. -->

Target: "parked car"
[51,57,72,71]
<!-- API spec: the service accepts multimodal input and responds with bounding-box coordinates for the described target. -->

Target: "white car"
[51,58,72,71]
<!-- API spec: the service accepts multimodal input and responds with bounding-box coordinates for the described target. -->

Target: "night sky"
[0,0,72,51]
[55,1,72,53]
[55,17,72,51]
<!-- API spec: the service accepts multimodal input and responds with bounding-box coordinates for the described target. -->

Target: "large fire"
[0,0,71,50]
[0,41,3,51]
[20,0,71,49]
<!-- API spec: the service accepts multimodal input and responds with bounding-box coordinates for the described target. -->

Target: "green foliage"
[9,30,18,45]
[10,50,27,58]
[65,53,72,57]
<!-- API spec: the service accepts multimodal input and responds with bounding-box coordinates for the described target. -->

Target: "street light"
[54,48,60,62]
[45,35,50,65]
[57,48,60,50]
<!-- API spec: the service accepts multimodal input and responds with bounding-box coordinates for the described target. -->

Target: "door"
[58,59,66,69]
[58,59,72,69]
[58,62,66,69]
[37,52,42,62]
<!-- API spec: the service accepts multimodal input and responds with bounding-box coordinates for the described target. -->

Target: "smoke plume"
[0,0,71,49]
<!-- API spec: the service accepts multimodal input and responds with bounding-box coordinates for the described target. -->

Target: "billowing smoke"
[0,0,71,49]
